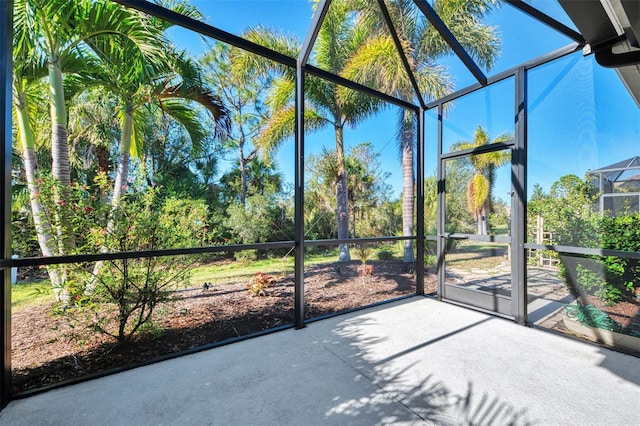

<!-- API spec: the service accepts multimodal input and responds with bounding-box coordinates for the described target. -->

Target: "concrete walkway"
[1,297,638,425]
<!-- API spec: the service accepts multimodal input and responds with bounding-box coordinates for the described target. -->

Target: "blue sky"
[167,1,640,200]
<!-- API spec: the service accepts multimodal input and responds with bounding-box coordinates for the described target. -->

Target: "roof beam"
[111,0,296,68]
[412,0,487,86]
[299,0,331,66]
[505,0,585,45]
[306,64,419,111]
[377,0,426,108]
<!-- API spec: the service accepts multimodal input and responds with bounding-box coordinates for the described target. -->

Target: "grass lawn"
[13,244,407,309]
[189,246,402,286]
[446,241,509,271]
[11,280,54,311]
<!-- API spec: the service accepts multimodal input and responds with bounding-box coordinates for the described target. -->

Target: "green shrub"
[353,244,373,266]
[234,249,257,264]
[247,272,275,296]
[599,213,640,297]
[424,254,437,268]
[59,187,201,344]
[576,264,622,306]
[560,212,640,306]
[376,248,394,261]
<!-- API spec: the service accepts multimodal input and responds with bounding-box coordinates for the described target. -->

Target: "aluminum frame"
[512,66,528,325]
[1,0,12,410]
[505,0,585,44]
[413,0,488,85]
[2,0,639,406]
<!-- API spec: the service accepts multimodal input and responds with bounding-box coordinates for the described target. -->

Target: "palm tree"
[242,3,383,261]
[201,43,273,207]
[12,0,163,301]
[452,126,511,235]
[14,0,165,256]
[77,2,229,209]
[11,47,66,298]
[344,0,501,262]
[73,3,229,291]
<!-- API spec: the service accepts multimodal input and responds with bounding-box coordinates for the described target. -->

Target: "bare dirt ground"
[12,259,638,395]
[12,261,437,394]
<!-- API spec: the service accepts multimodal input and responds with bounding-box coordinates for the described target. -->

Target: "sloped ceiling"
[560,0,640,107]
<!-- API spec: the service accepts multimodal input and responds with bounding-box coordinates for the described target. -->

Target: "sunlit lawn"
[12,240,509,310]
[13,244,406,308]
[11,280,54,311]
[189,245,402,286]
[446,241,509,271]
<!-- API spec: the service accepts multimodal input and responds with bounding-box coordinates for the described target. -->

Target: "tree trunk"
[478,206,488,235]
[87,104,133,294]
[401,119,415,263]
[239,141,247,207]
[335,125,350,262]
[15,94,67,303]
[112,106,134,207]
[48,56,75,255]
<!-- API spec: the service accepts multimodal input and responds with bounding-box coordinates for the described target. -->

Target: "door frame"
[433,68,528,323]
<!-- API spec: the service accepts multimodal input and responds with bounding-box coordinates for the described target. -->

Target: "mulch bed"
[12,260,436,394]
[13,260,638,395]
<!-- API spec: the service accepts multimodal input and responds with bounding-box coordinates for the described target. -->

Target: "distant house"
[588,156,640,215]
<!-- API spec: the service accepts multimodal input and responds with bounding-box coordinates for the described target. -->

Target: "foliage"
[347,0,501,261]
[424,240,438,268]
[528,175,599,247]
[242,9,395,261]
[225,194,293,244]
[575,264,622,306]
[424,176,438,235]
[353,244,374,266]
[58,185,205,344]
[306,143,398,239]
[587,213,640,304]
[234,249,257,264]
[424,253,437,269]
[444,159,476,234]
[488,198,509,233]
[376,247,395,261]
[201,42,273,206]
[534,175,638,305]
[247,272,276,297]
[219,157,283,205]
[353,244,374,283]
[450,127,511,235]
[11,187,40,257]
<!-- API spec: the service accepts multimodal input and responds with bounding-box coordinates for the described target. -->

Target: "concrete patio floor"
[1,297,638,425]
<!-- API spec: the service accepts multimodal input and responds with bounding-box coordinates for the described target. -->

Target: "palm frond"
[342,34,412,96]
[266,76,295,112]
[156,53,231,139]
[467,173,489,219]
[421,0,501,70]
[256,105,328,155]
[156,98,208,156]
[230,26,299,82]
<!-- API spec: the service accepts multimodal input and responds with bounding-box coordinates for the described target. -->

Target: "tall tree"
[345,0,501,261]
[219,157,283,205]
[243,2,383,261]
[11,43,65,297]
[80,3,229,209]
[12,0,165,301]
[452,126,511,235]
[74,2,229,291]
[201,43,273,207]
[14,0,166,255]
[307,142,394,239]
